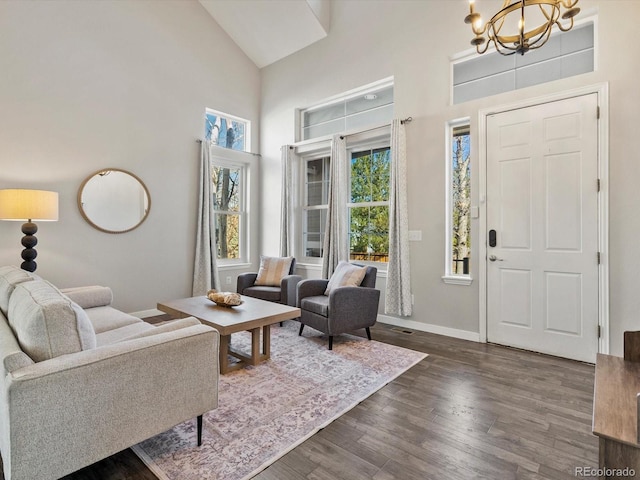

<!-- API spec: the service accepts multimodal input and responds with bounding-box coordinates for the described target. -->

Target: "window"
[452,22,594,104]
[299,78,393,141]
[444,120,471,284]
[211,161,246,263]
[205,108,250,152]
[296,80,393,266]
[302,156,330,258]
[204,107,251,264]
[349,147,390,263]
[299,143,391,266]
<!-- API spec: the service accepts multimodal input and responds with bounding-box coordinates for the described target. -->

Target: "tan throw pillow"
[254,256,294,287]
[324,261,368,295]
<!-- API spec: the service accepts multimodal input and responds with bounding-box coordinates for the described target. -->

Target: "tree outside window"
[205,109,249,152]
[451,125,471,274]
[349,147,390,263]
[212,164,243,261]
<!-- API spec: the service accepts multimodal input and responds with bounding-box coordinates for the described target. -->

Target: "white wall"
[260,0,640,356]
[0,0,261,312]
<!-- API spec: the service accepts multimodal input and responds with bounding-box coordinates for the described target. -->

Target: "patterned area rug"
[132,321,427,480]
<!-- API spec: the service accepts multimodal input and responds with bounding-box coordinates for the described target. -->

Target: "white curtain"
[192,140,221,296]
[385,119,412,316]
[322,135,349,278]
[280,145,296,257]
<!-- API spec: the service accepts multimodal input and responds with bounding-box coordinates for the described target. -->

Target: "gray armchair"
[297,265,380,349]
[236,258,301,307]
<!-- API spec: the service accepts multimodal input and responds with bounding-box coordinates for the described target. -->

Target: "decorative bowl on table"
[206,289,243,307]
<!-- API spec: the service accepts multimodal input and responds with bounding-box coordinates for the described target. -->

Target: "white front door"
[486,94,599,363]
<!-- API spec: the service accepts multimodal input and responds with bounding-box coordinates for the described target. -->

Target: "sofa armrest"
[4,324,219,480]
[60,285,113,309]
[328,286,380,332]
[236,273,258,294]
[297,279,329,306]
[281,275,303,307]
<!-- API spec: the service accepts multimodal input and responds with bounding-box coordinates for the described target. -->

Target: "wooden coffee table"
[157,295,301,374]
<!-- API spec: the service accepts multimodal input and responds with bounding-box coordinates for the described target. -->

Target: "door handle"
[489,255,503,262]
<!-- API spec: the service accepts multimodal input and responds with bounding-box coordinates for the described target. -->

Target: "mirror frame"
[77,168,151,234]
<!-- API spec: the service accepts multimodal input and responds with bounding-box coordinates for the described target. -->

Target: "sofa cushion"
[0,266,37,317]
[324,261,367,295]
[95,321,154,347]
[84,305,143,334]
[8,280,97,362]
[254,256,293,286]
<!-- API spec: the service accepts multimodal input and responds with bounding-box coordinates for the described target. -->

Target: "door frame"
[478,83,610,355]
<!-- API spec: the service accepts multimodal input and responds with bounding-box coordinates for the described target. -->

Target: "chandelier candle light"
[0,189,59,272]
[465,0,580,56]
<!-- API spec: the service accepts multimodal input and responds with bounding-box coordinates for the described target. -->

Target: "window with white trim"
[452,22,594,104]
[298,135,391,267]
[302,156,330,259]
[444,120,472,284]
[299,79,393,141]
[205,108,251,152]
[349,147,390,263]
[211,159,247,264]
[204,108,251,265]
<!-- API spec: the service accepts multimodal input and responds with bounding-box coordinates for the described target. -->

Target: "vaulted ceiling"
[199,0,331,68]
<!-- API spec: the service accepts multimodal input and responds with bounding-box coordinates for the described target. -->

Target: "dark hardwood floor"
[4,322,598,480]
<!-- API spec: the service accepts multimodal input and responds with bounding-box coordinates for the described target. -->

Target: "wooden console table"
[592,331,640,478]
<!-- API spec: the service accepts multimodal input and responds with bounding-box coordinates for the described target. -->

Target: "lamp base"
[20,221,38,272]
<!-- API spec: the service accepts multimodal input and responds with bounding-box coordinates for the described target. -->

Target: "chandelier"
[465,0,581,56]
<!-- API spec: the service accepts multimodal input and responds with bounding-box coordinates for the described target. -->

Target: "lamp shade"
[0,189,59,221]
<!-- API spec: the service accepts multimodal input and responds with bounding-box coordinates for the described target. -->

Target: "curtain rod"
[339,117,412,140]
[289,117,413,149]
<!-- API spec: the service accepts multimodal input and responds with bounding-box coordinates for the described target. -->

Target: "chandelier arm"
[527,22,555,50]
[476,40,492,55]
[556,17,575,32]
[560,0,580,8]
[492,40,518,55]
[538,3,553,22]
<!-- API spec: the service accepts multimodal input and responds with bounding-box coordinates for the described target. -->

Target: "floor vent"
[391,327,414,335]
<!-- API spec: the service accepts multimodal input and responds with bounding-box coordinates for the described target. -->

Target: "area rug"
[132,321,427,480]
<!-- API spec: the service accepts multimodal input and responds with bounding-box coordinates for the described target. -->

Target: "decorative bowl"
[208,298,244,308]
[206,289,243,307]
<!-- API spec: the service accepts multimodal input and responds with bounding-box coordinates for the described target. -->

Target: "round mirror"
[78,168,151,234]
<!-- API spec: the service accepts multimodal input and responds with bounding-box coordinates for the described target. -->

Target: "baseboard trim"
[130,308,165,319]
[377,315,481,342]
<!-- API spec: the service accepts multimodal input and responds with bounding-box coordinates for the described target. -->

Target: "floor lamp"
[0,189,59,272]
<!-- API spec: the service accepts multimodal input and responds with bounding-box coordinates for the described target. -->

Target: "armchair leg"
[329,336,333,350]
[299,323,305,336]
[197,415,203,446]
[366,327,372,341]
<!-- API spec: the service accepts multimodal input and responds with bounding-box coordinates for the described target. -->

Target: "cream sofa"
[0,266,219,480]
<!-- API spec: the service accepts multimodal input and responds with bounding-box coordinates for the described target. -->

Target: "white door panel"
[487,94,599,363]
